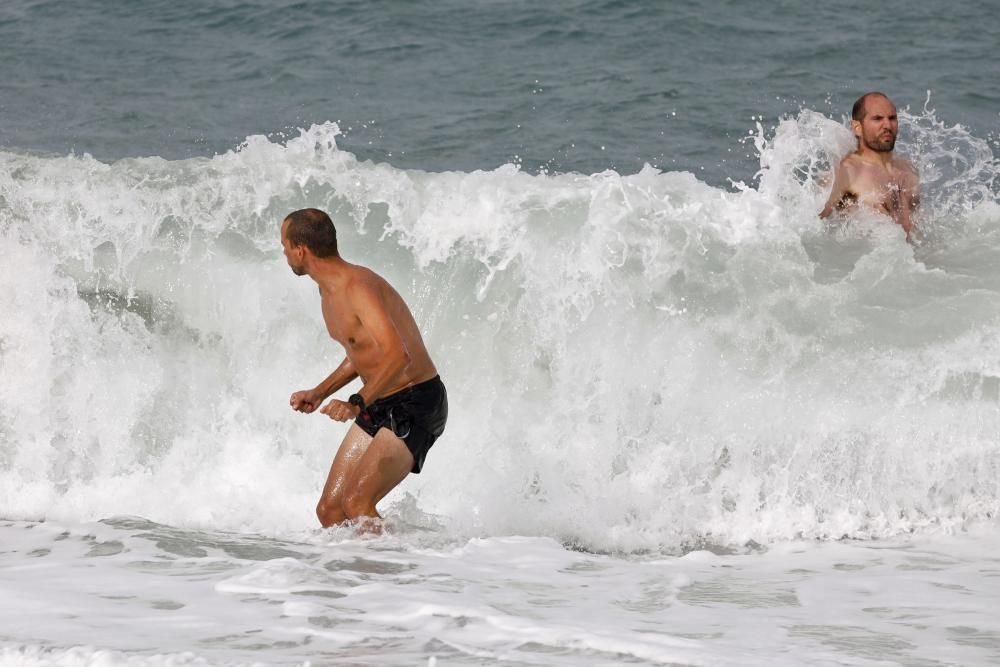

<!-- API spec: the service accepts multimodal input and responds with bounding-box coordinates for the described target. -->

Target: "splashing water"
[1,107,998,553]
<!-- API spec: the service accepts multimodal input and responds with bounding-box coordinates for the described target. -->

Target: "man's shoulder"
[345,265,392,300]
[350,264,390,286]
[833,153,866,185]
[894,155,919,176]
[839,152,866,170]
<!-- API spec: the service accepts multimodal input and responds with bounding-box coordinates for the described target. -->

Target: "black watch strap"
[348,393,366,411]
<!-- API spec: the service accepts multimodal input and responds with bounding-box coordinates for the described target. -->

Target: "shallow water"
[2,519,1000,666]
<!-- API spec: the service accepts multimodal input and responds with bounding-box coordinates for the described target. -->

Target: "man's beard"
[866,132,896,152]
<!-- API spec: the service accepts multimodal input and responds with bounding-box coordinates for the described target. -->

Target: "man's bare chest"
[320,298,364,348]
[850,169,908,211]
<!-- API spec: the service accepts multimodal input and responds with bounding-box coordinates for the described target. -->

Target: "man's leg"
[341,427,415,529]
[316,423,374,528]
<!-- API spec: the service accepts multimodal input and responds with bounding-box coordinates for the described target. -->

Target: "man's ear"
[851,119,862,139]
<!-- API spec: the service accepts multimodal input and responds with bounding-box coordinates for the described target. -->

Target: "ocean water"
[2,1,1000,665]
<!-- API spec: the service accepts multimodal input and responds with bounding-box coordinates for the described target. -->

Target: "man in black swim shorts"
[355,375,448,474]
[281,208,448,531]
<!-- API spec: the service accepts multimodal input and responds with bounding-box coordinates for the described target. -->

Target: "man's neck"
[306,256,351,288]
[856,147,894,168]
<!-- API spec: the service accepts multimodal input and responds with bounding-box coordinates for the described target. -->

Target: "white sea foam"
[1,519,999,666]
[0,646,228,667]
[1,110,998,553]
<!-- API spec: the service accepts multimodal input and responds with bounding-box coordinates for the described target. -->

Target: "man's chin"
[870,137,896,152]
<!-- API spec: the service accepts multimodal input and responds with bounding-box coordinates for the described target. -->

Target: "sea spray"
[1,111,998,552]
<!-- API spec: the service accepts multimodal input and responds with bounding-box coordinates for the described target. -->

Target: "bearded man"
[820,92,920,240]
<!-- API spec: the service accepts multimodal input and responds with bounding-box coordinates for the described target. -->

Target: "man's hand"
[320,399,361,422]
[290,389,324,413]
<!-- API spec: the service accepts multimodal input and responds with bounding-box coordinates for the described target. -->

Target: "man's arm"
[290,357,358,413]
[819,160,852,219]
[313,357,360,400]
[900,172,920,241]
[903,160,920,212]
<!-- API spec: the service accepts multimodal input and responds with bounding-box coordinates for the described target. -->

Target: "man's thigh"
[347,427,415,507]
[320,423,374,501]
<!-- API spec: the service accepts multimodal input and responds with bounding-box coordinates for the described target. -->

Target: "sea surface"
[1,1,999,665]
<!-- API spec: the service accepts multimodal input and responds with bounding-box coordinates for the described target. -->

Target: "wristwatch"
[348,394,366,412]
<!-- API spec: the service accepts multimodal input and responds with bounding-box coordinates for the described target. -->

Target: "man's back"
[318,263,438,396]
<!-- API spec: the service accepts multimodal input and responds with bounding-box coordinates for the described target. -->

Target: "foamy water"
[2,519,999,666]
[1,108,999,664]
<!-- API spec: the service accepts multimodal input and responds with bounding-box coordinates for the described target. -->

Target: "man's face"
[281,218,306,276]
[855,95,898,153]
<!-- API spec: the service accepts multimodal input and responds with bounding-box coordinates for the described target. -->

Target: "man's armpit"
[837,191,858,209]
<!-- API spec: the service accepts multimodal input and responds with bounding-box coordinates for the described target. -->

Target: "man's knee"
[316,497,345,528]
[341,485,377,520]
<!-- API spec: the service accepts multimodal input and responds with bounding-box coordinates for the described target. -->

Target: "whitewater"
[1,108,999,665]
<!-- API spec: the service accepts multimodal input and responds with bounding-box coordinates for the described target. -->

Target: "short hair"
[852,91,890,122]
[284,208,338,258]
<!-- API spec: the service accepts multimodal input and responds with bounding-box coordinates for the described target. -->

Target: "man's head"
[851,92,898,153]
[281,208,339,276]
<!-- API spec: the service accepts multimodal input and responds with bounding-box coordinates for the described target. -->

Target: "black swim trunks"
[355,375,448,473]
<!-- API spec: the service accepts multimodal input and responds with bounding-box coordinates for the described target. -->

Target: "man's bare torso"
[319,266,437,397]
[838,154,918,216]
[821,152,920,237]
